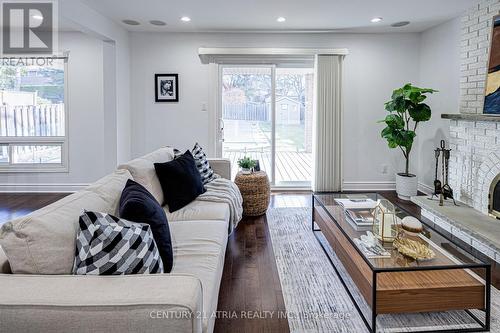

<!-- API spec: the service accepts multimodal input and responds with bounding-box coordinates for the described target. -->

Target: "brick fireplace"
[443,0,500,216]
[412,0,500,264]
[447,118,500,215]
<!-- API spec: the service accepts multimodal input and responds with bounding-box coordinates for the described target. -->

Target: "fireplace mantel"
[411,196,500,263]
[441,113,500,122]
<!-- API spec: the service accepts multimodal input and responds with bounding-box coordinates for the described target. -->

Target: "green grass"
[259,122,305,150]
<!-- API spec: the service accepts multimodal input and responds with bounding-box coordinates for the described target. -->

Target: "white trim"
[208,63,219,157]
[199,47,349,64]
[418,182,434,195]
[271,186,312,192]
[342,181,396,191]
[0,183,87,193]
[270,65,276,185]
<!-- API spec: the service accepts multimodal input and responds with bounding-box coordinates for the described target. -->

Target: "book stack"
[334,198,377,231]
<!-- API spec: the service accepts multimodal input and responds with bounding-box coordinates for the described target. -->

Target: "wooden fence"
[223,103,269,121]
[0,104,65,137]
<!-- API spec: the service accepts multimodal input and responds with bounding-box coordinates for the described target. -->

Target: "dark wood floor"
[213,194,311,333]
[0,191,498,333]
[0,193,69,224]
[214,191,423,333]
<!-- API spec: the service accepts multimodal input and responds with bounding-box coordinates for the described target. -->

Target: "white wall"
[0,32,108,191]
[60,0,131,164]
[417,17,461,191]
[129,32,421,189]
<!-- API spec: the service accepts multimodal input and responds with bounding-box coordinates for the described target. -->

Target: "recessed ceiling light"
[371,17,383,23]
[31,14,43,20]
[277,17,286,23]
[149,20,167,26]
[122,19,140,26]
[180,16,191,22]
[391,21,410,27]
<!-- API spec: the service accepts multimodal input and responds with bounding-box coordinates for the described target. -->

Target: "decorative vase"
[395,173,418,201]
[241,168,251,175]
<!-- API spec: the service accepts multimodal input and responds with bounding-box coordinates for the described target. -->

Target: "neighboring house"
[276,96,301,125]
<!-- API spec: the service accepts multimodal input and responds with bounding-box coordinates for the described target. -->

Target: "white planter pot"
[395,173,418,201]
[241,168,252,175]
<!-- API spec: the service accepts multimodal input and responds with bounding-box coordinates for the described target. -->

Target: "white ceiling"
[81,0,474,33]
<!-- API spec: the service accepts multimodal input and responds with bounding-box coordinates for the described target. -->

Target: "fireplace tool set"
[430,140,458,206]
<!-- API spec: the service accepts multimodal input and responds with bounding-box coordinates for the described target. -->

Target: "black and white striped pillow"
[73,211,163,275]
[191,142,216,184]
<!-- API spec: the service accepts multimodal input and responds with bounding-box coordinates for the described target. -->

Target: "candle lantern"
[371,199,398,243]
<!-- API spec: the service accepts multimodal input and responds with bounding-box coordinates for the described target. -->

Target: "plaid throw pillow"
[73,211,163,275]
[191,142,216,184]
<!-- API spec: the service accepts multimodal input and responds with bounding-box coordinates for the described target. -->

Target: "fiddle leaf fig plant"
[379,83,437,176]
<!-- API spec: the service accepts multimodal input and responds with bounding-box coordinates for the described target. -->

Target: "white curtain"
[313,55,344,192]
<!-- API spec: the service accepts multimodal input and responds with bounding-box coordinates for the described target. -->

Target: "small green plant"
[238,156,257,169]
[379,83,437,176]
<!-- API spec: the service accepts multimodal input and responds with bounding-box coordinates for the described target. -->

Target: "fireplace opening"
[490,174,500,219]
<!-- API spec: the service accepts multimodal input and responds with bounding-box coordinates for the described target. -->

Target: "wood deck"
[224,151,312,183]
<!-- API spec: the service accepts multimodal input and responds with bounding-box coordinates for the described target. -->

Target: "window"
[0,58,68,172]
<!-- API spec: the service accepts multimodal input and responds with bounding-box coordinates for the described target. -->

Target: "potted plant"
[238,156,257,175]
[379,83,437,200]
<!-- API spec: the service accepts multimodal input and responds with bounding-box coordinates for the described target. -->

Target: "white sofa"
[0,147,236,333]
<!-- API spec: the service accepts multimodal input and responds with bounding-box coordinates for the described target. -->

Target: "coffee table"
[312,192,491,333]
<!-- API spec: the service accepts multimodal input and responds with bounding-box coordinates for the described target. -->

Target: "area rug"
[266,207,500,333]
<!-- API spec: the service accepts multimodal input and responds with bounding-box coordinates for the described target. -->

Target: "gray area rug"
[266,207,500,333]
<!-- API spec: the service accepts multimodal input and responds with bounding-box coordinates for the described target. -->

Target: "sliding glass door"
[219,65,313,187]
[274,67,314,186]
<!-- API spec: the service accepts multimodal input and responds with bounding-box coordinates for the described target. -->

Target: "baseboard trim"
[0,183,88,193]
[418,182,433,195]
[342,181,396,191]
[0,181,430,194]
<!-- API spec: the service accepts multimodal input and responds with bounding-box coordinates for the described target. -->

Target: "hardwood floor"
[213,193,310,333]
[0,193,69,224]
[0,191,498,333]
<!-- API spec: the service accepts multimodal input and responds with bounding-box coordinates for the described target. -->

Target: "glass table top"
[313,192,487,271]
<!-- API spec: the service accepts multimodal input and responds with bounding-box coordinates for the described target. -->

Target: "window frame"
[0,57,69,173]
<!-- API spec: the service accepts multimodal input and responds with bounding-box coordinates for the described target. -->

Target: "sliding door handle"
[219,118,225,142]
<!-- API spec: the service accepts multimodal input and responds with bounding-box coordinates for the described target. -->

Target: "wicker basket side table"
[234,171,270,216]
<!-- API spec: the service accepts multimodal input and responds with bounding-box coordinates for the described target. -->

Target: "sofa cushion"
[165,200,230,223]
[117,147,174,204]
[73,211,164,275]
[119,179,173,272]
[86,169,135,216]
[154,150,206,212]
[0,170,132,274]
[0,274,203,333]
[170,220,228,333]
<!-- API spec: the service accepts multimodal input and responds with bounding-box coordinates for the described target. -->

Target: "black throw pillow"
[154,150,206,213]
[119,179,173,273]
